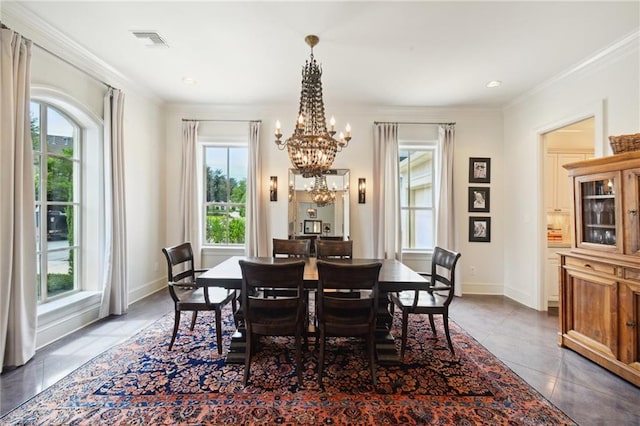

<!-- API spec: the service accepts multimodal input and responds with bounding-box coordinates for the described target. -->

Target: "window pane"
[46,209,69,242]
[205,205,229,243]
[47,157,74,202]
[34,156,41,202]
[47,247,76,298]
[401,209,434,250]
[400,149,433,208]
[47,106,75,158]
[30,102,41,151]
[205,147,228,203]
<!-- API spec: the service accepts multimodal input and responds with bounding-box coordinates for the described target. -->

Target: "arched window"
[31,101,82,302]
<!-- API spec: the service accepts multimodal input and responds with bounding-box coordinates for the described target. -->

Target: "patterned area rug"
[2,306,575,425]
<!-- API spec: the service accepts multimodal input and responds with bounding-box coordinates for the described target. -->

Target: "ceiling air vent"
[130,31,169,47]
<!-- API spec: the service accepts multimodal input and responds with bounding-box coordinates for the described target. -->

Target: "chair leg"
[243,327,252,386]
[400,309,408,358]
[442,315,455,355]
[169,309,181,350]
[317,327,325,388]
[215,306,223,355]
[190,311,198,330]
[428,313,437,336]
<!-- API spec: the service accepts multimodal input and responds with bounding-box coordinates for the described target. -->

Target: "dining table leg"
[375,290,401,365]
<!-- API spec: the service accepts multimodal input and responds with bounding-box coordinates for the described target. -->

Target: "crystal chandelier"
[275,35,351,178]
[307,175,337,207]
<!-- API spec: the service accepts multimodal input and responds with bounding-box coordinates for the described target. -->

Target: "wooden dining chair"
[316,260,383,388]
[239,259,306,387]
[315,239,353,259]
[273,238,311,258]
[390,246,461,357]
[161,242,236,353]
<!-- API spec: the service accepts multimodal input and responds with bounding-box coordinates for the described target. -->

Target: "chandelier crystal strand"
[275,35,351,178]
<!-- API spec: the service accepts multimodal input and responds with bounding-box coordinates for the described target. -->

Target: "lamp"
[274,35,351,178]
[270,176,278,202]
[308,175,336,207]
[358,178,366,204]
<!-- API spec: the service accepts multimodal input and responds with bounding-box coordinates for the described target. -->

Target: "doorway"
[542,117,595,309]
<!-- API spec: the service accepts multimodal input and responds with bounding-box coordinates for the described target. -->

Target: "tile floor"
[1,291,639,425]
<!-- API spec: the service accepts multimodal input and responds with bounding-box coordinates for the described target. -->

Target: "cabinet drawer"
[565,256,616,275]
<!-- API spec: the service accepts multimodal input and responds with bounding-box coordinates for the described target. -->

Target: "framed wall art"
[469,157,491,183]
[468,187,490,213]
[469,216,491,242]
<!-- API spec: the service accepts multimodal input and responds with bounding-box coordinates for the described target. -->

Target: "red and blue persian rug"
[1,306,575,425]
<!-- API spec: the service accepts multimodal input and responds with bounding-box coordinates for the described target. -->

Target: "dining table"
[196,255,429,365]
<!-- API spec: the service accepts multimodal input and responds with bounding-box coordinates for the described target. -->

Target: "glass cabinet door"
[576,172,621,252]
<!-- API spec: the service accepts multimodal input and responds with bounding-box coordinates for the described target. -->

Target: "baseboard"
[461,282,504,295]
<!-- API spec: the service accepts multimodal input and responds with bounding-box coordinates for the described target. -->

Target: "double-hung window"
[31,101,81,302]
[399,143,437,251]
[202,144,248,245]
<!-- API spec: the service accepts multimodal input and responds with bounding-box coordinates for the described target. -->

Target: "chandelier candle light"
[275,35,351,178]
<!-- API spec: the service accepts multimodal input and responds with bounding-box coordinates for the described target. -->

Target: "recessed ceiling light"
[486,80,502,88]
[182,77,197,85]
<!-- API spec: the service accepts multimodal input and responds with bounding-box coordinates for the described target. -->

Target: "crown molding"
[2,2,162,104]
[506,29,640,110]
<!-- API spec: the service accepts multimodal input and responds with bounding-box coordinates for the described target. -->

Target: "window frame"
[398,140,438,253]
[32,101,83,303]
[200,139,248,247]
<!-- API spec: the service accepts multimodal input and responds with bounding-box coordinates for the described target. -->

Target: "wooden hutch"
[559,150,640,386]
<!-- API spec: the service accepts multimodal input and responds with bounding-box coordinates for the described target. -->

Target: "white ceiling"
[4,1,639,108]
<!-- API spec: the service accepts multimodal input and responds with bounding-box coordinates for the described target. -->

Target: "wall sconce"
[270,176,278,202]
[358,178,366,204]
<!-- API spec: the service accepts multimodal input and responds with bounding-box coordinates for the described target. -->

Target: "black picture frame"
[304,220,322,234]
[469,157,491,183]
[469,216,491,242]
[468,187,490,213]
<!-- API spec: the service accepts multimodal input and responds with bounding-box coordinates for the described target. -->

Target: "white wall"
[503,31,640,310]
[165,104,505,295]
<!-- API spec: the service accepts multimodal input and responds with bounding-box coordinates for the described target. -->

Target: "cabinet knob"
[626,322,636,328]
[629,209,638,216]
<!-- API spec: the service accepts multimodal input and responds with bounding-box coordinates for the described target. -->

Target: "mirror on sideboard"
[288,169,350,240]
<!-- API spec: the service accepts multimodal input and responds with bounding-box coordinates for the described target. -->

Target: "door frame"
[535,100,604,310]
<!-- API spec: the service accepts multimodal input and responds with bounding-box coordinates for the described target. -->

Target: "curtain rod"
[182,119,262,123]
[374,121,456,125]
[2,22,114,90]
